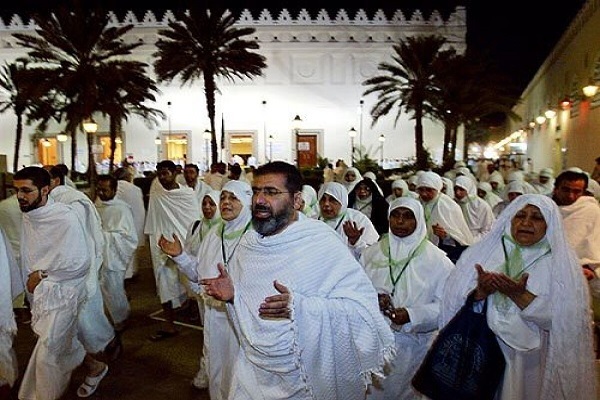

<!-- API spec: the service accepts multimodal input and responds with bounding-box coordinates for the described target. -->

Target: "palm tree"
[0,61,52,172]
[13,1,142,182]
[153,6,267,165]
[97,62,165,173]
[430,52,520,170]
[363,35,448,171]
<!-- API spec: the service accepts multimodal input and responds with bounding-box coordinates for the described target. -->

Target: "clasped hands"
[377,293,409,325]
[473,263,529,301]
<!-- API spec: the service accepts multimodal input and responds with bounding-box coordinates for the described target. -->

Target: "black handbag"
[412,292,506,400]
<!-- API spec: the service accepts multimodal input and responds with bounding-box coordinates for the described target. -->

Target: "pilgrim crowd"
[0,156,599,399]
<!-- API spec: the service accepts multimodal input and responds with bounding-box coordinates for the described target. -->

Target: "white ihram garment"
[224,217,395,400]
[96,198,138,325]
[144,180,198,307]
[116,179,146,279]
[18,200,89,400]
[50,185,114,354]
[0,227,22,387]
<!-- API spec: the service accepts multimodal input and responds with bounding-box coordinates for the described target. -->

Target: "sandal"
[77,364,108,398]
[149,329,179,341]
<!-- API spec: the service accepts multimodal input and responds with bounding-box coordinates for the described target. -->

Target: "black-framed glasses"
[252,187,293,197]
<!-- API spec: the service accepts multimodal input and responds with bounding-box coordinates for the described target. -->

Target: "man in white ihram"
[198,161,394,399]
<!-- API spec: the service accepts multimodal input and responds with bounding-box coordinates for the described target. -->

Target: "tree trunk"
[204,73,218,166]
[86,129,98,201]
[13,113,22,173]
[108,115,119,174]
[414,106,428,170]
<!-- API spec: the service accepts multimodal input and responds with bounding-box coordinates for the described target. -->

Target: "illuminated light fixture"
[535,115,546,125]
[154,136,161,145]
[378,133,386,143]
[560,96,572,109]
[41,138,51,147]
[348,127,358,138]
[115,137,123,144]
[583,79,599,98]
[56,133,68,142]
[291,115,303,131]
[528,121,536,128]
[544,109,556,119]
[83,118,98,133]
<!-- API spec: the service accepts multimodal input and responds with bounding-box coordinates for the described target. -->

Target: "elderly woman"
[318,182,379,259]
[361,198,453,400]
[348,178,390,235]
[440,194,596,400]
[342,167,363,193]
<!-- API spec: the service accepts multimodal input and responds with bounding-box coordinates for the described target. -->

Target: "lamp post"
[203,129,211,171]
[348,127,357,166]
[378,133,386,165]
[42,138,51,165]
[268,134,274,161]
[83,117,99,175]
[359,99,364,150]
[57,133,68,164]
[154,136,161,161]
[292,115,302,166]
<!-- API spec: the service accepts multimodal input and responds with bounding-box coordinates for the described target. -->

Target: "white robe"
[173,215,251,400]
[223,218,395,400]
[421,192,474,246]
[116,179,146,278]
[18,200,89,400]
[0,227,21,387]
[50,185,114,354]
[440,194,596,400]
[144,179,199,307]
[361,197,454,400]
[96,198,138,325]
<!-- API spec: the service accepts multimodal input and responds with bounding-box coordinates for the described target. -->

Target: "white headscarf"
[363,171,384,195]
[441,194,596,400]
[441,176,455,197]
[416,171,443,192]
[477,181,503,209]
[301,184,319,219]
[342,167,362,193]
[221,180,253,234]
[318,182,348,216]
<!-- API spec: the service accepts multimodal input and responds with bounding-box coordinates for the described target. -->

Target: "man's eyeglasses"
[252,187,293,197]
[14,187,38,195]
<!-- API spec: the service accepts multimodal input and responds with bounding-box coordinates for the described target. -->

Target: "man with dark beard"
[199,161,394,400]
[13,167,99,399]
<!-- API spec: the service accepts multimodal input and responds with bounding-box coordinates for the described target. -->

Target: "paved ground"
[10,243,210,400]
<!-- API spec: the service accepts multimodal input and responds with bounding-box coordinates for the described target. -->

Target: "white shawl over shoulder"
[229,218,395,399]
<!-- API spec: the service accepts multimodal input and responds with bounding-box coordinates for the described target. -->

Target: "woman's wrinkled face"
[389,207,417,238]
[511,204,547,246]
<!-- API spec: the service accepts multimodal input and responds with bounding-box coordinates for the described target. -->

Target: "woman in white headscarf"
[441,194,596,400]
[454,176,495,242]
[493,180,525,218]
[159,180,253,400]
[300,184,319,219]
[477,181,503,210]
[318,182,379,260]
[181,189,221,389]
[488,173,506,197]
[361,198,453,400]
[342,167,363,193]
[386,178,418,203]
[441,176,454,197]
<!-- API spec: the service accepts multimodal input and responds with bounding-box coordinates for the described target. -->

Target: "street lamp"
[378,133,386,165]
[348,127,357,166]
[268,134,274,161]
[154,136,161,161]
[57,133,68,164]
[292,115,303,165]
[83,118,98,134]
[203,129,211,170]
[42,139,51,165]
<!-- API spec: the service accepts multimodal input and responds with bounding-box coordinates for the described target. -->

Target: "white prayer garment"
[116,179,146,278]
[454,176,495,242]
[0,227,22,388]
[18,199,89,400]
[50,185,115,354]
[224,217,395,399]
[440,194,596,400]
[318,182,380,259]
[96,198,138,325]
[144,177,199,308]
[361,198,453,400]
